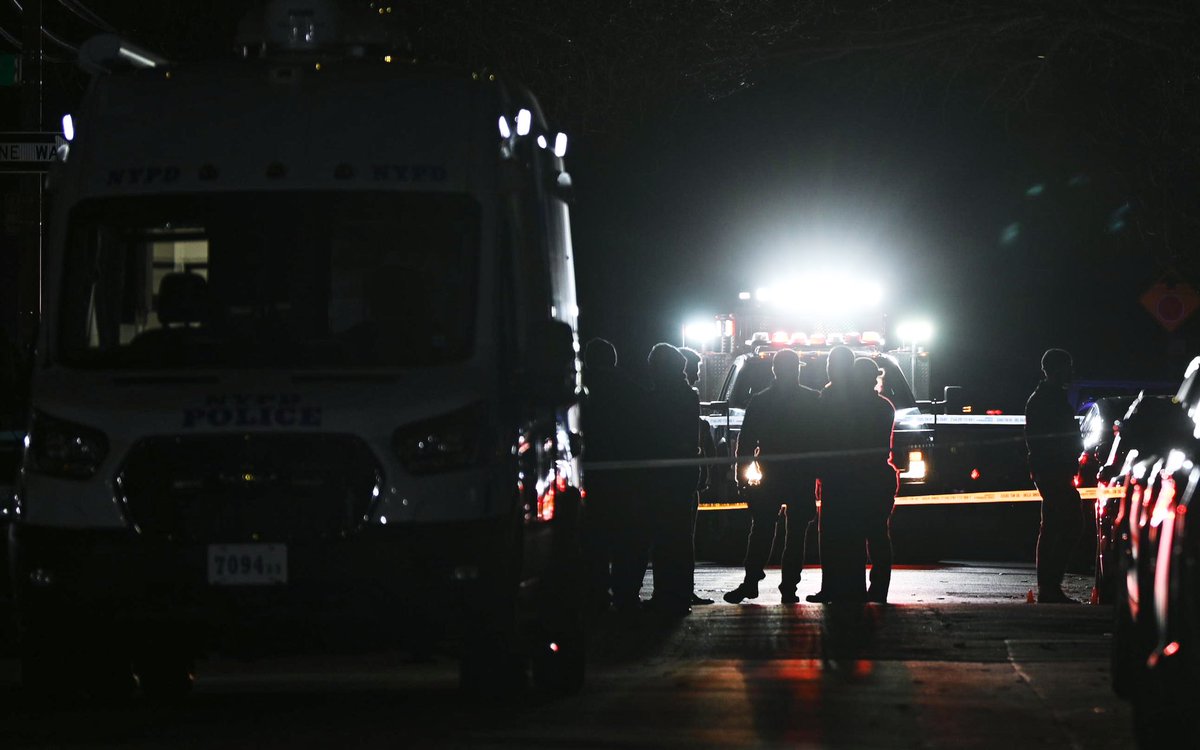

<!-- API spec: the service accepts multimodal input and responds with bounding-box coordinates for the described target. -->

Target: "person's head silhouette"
[584,337,618,370]
[1040,348,1073,386]
[647,343,687,387]
[852,357,883,394]
[680,347,702,388]
[773,348,801,385]
[827,345,855,386]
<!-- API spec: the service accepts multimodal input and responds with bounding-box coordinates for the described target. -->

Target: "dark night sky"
[571,58,1185,408]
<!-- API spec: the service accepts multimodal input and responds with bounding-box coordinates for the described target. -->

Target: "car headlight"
[392,402,487,475]
[26,411,110,480]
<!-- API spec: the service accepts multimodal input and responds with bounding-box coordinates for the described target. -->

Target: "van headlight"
[26,411,110,480]
[392,403,486,475]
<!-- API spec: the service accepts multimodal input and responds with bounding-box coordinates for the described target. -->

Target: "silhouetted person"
[580,338,645,613]
[808,345,866,603]
[1025,348,1084,604]
[849,357,899,603]
[613,344,699,616]
[724,349,821,604]
[680,346,715,606]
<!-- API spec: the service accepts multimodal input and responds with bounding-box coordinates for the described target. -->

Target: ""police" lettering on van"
[183,393,323,429]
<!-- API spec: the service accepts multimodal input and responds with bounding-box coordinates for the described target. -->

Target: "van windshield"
[59,192,480,369]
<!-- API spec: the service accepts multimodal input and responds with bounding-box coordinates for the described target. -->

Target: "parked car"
[1107,360,1200,744]
[1079,395,1173,604]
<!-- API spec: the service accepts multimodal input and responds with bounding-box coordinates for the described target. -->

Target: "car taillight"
[26,411,109,480]
[392,402,487,475]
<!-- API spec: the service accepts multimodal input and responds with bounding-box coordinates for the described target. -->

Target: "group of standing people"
[580,338,707,617]
[723,345,899,605]
[581,339,900,615]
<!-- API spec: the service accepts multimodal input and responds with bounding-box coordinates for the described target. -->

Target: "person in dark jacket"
[612,343,699,616]
[580,338,644,613]
[849,357,900,603]
[1024,348,1084,604]
[724,349,822,604]
[808,345,866,602]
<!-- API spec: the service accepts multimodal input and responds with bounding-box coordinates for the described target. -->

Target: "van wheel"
[529,625,585,695]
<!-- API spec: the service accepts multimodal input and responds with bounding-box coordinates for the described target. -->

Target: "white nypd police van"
[12,3,585,698]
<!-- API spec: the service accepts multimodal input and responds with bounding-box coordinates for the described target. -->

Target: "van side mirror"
[527,319,579,407]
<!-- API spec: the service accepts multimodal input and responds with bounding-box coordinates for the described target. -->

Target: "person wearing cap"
[849,356,900,603]
[1024,348,1084,604]
[724,348,821,605]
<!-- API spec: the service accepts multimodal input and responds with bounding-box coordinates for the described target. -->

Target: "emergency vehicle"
[685,283,1034,512]
[10,2,585,699]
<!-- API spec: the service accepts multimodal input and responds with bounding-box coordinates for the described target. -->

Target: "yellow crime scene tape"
[698,485,1123,511]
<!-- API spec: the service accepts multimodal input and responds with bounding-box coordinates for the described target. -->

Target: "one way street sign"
[0,131,66,173]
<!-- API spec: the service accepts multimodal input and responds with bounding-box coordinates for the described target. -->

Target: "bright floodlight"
[553,132,568,157]
[498,116,511,139]
[753,275,884,314]
[896,320,934,344]
[516,109,532,136]
[62,114,75,141]
[684,320,718,345]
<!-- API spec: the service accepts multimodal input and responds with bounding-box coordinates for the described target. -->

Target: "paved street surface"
[0,563,1134,749]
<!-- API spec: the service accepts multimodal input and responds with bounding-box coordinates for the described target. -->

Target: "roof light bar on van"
[862,331,884,345]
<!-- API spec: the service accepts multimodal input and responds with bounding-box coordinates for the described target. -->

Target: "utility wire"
[40,25,75,52]
[57,0,115,32]
[0,22,21,49]
[7,0,80,54]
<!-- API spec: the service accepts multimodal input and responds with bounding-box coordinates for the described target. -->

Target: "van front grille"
[117,434,381,543]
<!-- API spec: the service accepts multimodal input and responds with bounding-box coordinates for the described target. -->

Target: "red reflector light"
[1164,641,1181,657]
[970,469,981,480]
[985,409,1004,415]
[538,486,556,522]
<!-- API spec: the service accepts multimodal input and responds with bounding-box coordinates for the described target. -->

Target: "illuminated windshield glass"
[59,192,479,369]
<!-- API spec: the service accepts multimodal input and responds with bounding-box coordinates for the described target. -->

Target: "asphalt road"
[0,563,1134,749]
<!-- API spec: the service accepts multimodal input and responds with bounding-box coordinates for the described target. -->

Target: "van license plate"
[207,544,287,585]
